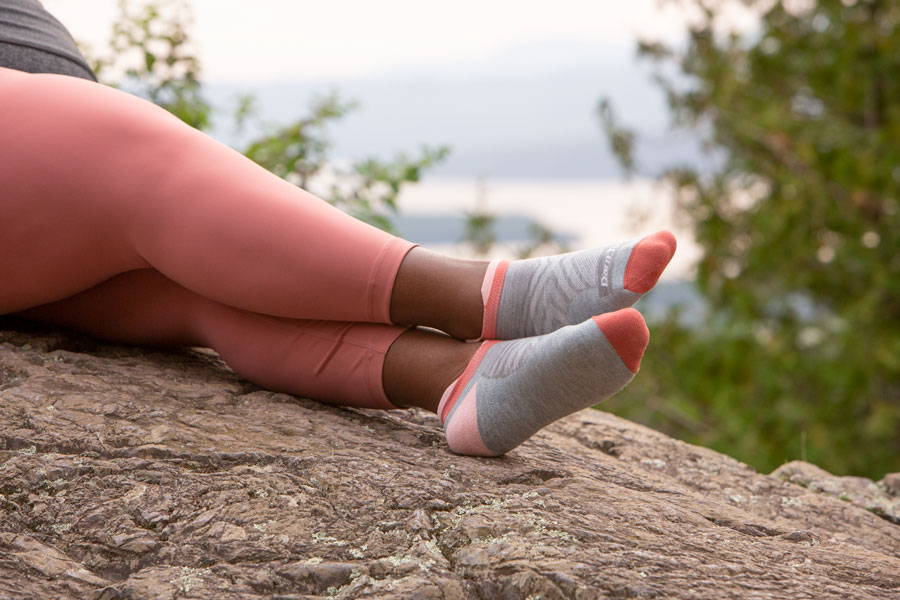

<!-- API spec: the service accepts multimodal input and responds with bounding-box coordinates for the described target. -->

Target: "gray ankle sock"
[478,231,675,340]
[439,308,648,456]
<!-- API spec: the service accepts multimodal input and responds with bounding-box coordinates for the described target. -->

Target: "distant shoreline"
[397,176,699,280]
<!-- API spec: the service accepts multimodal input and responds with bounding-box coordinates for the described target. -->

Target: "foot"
[477,230,675,340]
[439,307,649,456]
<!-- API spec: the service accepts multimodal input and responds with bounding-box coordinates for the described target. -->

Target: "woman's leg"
[0,66,486,337]
[15,268,649,456]
[0,66,675,342]
[12,268,476,412]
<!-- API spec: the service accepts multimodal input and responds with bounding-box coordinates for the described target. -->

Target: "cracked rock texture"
[1,316,898,600]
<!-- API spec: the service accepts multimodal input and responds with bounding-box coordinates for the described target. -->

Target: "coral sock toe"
[592,308,649,373]
[441,308,649,456]
[623,230,677,294]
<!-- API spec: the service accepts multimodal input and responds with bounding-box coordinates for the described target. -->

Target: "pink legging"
[0,66,417,409]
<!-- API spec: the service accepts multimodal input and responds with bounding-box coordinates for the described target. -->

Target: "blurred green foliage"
[80,0,559,253]
[83,0,449,232]
[89,0,211,130]
[601,0,899,477]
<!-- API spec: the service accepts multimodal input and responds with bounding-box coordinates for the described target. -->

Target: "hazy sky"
[37,1,751,183]
[42,0,754,83]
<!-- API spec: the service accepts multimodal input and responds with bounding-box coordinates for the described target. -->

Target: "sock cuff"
[479,259,509,340]
[436,376,460,423]
[438,340,497,424]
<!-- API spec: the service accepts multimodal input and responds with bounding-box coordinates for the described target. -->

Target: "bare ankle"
[389,247,486,340]
[382,328,479,412]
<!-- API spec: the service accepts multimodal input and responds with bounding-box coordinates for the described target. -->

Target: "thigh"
[0,67,164,313]
[13,268,201,348]
[0,66,414,323]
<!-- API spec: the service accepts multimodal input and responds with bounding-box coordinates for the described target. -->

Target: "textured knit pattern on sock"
[490,240,639,339]
[441,312,643,456]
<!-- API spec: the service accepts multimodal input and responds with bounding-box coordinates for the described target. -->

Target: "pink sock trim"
[437,376,460,420]
[439,340,497,423]
[479,260,509,340]
[481,260,500,304]
[444,383,495,456]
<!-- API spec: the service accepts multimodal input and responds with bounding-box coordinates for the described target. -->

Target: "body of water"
[394,176,700,281]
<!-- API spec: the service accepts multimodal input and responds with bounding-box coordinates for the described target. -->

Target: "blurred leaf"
[597,97,637,177]
[603,0,900,478]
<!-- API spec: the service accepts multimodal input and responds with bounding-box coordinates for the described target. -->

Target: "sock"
[439,307,649,457]
[477,230,675,340]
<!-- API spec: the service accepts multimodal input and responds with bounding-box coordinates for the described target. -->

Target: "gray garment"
[445,317,636,456]
[0,0,95,80]
[0,40,94,79]
[495,239,640,339]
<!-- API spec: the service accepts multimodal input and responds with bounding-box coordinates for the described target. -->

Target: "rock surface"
[0,316,898,600]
